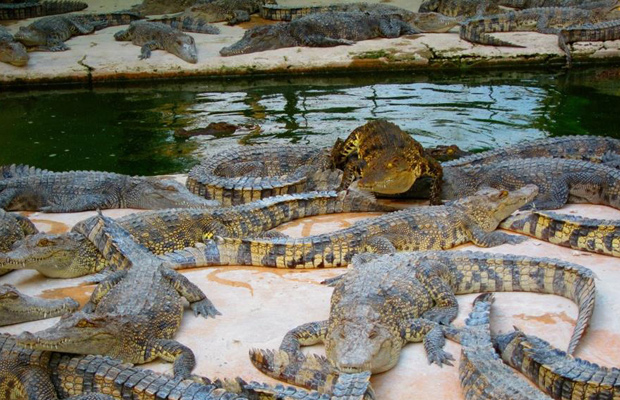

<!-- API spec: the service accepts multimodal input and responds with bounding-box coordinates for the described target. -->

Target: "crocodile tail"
[446,250,596,354]
[148,16,220,34]
[459,13,525,47]
[0,164,51,179]
[0,0,88,20]
[89,11,144,28]
[72,213,133,271]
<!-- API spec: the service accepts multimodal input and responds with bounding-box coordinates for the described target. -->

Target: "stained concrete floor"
[1,185,619,399]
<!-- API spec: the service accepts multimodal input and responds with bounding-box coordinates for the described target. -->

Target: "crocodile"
[558,19,620,66]
[496,327,620,400]
[161,185,538,269]
[0,0,87,21]
[0,208,37,276]
[0,190,392,278]
[220,11,418,56]
[418,0,500,17]
[259,3,460,32]
[17,212,217,379]
[0,164,216,212]
[114,20,217,63]
[184,0,267,25]
[0,284,79,327]
[146,15,221,34]
[14,12,143,51]
[249,249,595,391]
[0,25,28,66]
[500,210,620,257]
[497,0,620,10]
[456,293,551,400]
[441,158,620,210]
[459,7,612,47]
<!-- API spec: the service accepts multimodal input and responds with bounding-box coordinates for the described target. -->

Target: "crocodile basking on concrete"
[14,12,142,51]
[0,0,87,21]
[0,190,392,278]
[558,19,620,66]
[249,249,595,393]
[460,7,612,47]
[0,284,79,327]
[498,0,620,10]
[220,11,417,56]
[183,0,267,25]
[17,212,217,379]
[418,0,500,17]
[162,185,538,269]
[0,25,28,66]
[0,164,216,212]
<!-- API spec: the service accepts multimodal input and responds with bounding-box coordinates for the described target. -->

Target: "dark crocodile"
[184,0,266,25]
[0,284,79,327]
[0,208,37,276]
[14,12,142,51]
[0,25,28,66]
[500,210,620,257]
[0,164,216,212]
[460,7,610,47]
[220,11,417,56]
[17,212,217,379]
[441,158,620,210]
[0,190,392,278]
[498,0,620,9]
[558,19,620,66]
[418,0,500,17]
[161,185,538,269]
[456,293,551,399]
[0,0,87,21]
[249,249,595,392]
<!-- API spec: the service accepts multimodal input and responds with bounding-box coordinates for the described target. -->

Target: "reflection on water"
[1,68,620,175]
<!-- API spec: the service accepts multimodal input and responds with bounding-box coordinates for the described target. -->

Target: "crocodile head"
[14,26,46,47]
[0,232,105,278]
[450,184,539,231]
[220,24,292,56]
[17,311,129,354]
[126,178,217,209]
[0,284,79,326]
[0,37,29,67]
[357,152,425,194]
[168,33,198,64]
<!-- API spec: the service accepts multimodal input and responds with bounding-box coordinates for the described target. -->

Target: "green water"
[1,67,620,176]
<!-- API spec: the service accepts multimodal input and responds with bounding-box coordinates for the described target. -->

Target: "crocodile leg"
[415,261,459,325]
[402,318,455,367]
[301,35,355,46]
[0,188,19,209]
[467,224,526,247]
[82,270,127,312]
[139,40,161,60]
[160,267,220,318]
[149,338,196,380]
[362,236,397,253]
[280,320,329,355]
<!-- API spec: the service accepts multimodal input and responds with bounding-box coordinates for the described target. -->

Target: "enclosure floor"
[1,0,619,84]
[2,179,620,399]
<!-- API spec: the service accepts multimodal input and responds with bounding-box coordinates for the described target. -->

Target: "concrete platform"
[1,0,620,85]
[1,187,619,399]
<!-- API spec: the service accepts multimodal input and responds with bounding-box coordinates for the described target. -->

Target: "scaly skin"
[334,120,443,203]
[114,20,216,63]
[0,164,216,212]
[14,12,142,51]
[220,11,417,56]
[442,158,620,210]
[460,7,610,47]
[146,15,222,34]
[0,284,78,327]
[500,210,620,257]
[160,186,538,269]
[456,293,551,399]
[0,190,393,278]
[250,249,595,390]
[418,0,500,17]
[496,326,620,399]
[183,0,265,25]
[559,19,620,66]
[498,0,619,9]
[0,0,88,21]
[442,135,620,168]
[0,209,37,276]
[17,213,217,380]
[0,25,28,66]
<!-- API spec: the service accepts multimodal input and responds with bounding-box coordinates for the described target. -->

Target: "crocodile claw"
[427,349,454,367]
[191,298,221,319]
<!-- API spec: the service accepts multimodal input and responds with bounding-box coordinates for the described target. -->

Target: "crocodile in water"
[0,164,216,212]
[14,12,142,51]
[0,25,28,66]
[17,212,217,379]
[0,190,392,278]
[0,284,79,327]
[161,185,537,269]
[0,0,87,21]
[220,11,417,56]
[249,249,595,390]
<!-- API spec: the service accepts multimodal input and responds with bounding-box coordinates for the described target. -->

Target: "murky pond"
[1,67,620,175]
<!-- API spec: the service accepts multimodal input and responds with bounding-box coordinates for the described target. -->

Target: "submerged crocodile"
[14,12,142,51]
[162,185,537,269]
[0,284,78,327]
[0,25,28,66]
[0,208,37,276]
[456,293,551,399]
[558,19,620,66]
[17,212,216,379]
[0,190,391,278]
[460,7,611,47]
[418,0,500,17]
[0,164,215,212]
[250,249,595,391]
[0,0,87,21]
[220,11,417,56]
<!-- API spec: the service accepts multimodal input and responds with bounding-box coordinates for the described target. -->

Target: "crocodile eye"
[0,291,18,300]
[368,329,378,339]
[386,162,393,169]
[500,190,509,198]
[76,319,98,328]
[339,330,346,339]
[38,238,52,246]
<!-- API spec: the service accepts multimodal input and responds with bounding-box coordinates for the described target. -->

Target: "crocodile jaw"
[0,284,79,326]
[128,178,216,209]
[0,41,29,67]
